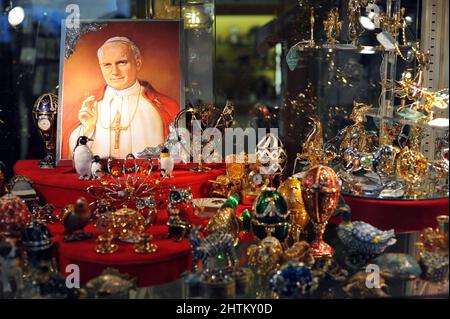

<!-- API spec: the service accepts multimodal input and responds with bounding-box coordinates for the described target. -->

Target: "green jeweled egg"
[250,189,290,241]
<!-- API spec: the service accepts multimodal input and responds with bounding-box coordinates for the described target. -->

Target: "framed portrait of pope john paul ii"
[57,20,183,161]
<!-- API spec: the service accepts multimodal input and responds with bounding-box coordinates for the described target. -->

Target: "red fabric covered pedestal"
[328,195,449,233]
[13,159,228,286]
[47,205,254,288]
[50,223,192,287]
[13,160,226,209]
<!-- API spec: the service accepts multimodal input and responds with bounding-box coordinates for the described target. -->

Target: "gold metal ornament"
[294,116,336,172]
[209,175,236,198]
[95,234,118,254]
[240,170,270,204]
[133,234,157,254]
[283,241,315,266]
[417,215,449,256]
[339,101,373,153]
[324,8,343,45]
[277,177,309,242]
[247,235,284,276]
[393,43,447,123]
[226,161,246,182]
[204,206,241,246]
[106,207,146,243]
[396,147,428,197]
[347,0,366,46]
[294,4,318,49]
[380,122,402,146]
[343,271,389,298]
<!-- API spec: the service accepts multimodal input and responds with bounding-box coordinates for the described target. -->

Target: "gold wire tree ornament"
[347,0,367,46]
[324,8,343,45]
[294,1,318,49]
[393,41,448,124]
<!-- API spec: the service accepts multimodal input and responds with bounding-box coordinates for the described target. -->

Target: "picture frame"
[56,19,185,163]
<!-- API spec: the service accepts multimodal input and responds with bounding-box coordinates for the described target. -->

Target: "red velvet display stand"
[50,223,192,287]
[13,160,228,287]
[330,195,449,233]
[14,160,226,209]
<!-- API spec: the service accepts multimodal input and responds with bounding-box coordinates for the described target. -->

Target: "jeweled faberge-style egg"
[301,165,340,257]
[250,189,290,241]
[0,194,33,237]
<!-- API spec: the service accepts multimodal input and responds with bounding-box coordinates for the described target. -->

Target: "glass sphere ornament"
[0,194,33,237]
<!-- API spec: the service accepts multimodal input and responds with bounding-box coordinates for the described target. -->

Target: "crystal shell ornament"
[0,194,33,237]
[243,189,290,242]
[301,165,340,258]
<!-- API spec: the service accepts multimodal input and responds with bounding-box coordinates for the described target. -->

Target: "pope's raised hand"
[78,96,98,136]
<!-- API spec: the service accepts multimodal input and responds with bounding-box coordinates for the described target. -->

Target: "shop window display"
[0,0,448,300]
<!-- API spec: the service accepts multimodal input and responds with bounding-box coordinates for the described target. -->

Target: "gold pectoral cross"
[110,111,125,150]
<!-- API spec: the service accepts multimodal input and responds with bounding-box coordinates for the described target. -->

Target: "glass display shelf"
[338,171,449,201]
[362,111,449,132]
[292,43,411,56]
[128,225,449,299]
